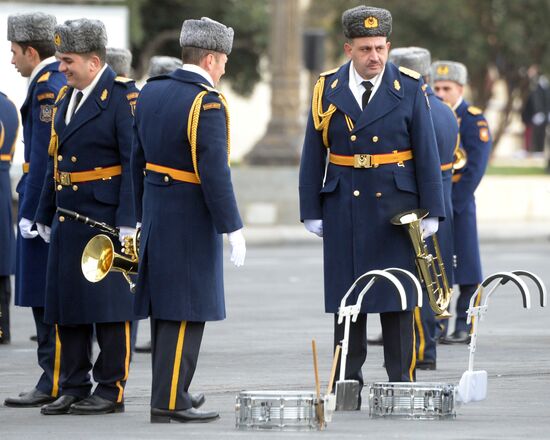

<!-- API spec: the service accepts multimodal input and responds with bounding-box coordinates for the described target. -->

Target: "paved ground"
[1,240,549,439]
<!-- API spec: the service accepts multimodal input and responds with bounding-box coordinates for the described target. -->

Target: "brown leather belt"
[22,162,29,173]
[441,162,453,171]
[55,165,122,186]
[452,174,462,183]
[329,149,413,168]
[145,163,200,184]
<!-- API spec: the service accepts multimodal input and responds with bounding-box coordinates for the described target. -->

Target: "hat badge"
[364,16,379,29]
[437,65,449,76]
[54,33,61,47]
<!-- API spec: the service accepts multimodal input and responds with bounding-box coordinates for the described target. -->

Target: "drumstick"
[311,339,324,428]
[327,345,341,395]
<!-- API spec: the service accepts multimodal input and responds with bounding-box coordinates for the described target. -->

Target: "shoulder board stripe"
[37,72,51,83]
[320,67,339,77]
[37,92,55,101]
[468,106,483,115]
[399,66,421,80]
[115,76,134,83]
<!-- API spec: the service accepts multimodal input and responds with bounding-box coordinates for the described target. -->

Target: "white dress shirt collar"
[65,63,109,124]
[28,56,57,86]
[348,61,385,109]
[180,64,214,87]
[453,96,463,111]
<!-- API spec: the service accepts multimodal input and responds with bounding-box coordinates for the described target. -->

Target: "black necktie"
[361,81,373,109]
[70,91,83,120]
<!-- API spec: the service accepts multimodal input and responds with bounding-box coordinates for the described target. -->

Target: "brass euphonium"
[391,209,452,319]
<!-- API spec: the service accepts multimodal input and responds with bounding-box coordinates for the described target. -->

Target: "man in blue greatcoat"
[4,12,66,408]
[0,91,18,345]
[299,6,445,407]
[131,17,245,423]
[34,19,138,415]
[389,47,459,370]
[431,61,492,344]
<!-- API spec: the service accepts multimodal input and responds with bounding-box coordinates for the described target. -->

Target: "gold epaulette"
[55,86,68,104]
[421,83,428,91]
[319,67,339,77]
[115,76,134,83]
[399,66,421,80]
[467,106,482,115]
[37,72,51,83]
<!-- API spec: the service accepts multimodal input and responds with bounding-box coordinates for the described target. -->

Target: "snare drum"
[369,382,456,419]
[236,390,321,430]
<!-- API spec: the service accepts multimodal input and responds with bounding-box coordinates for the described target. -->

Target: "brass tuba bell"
[391,209,453,319]
[453,147,467,171]
[81,232,139,292]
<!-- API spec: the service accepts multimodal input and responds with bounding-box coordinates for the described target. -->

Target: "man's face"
[57,52,99,89]
[209,52,228,86]
[344,36,390,79]
[433,80,463,107]
[10,42,34,77]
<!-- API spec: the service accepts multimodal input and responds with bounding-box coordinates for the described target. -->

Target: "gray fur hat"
[148,56,182,77]
[431,60,468,85]
[179,17,234,55]
[389,47,431,77]
[342,6,392,39]
[7,12,56,42]
[106,47,132,76]
[54,19,107,54]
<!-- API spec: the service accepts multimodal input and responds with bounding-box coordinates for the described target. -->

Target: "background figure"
[431,60,492,344]
[133,54,183,355]
[0,91,18,345]
[4,12,66,408]
[35,18,138,415]
[106,47,133,78]
[299,6,445,407]
[521,65,550,154]
[389,47,459,371]
[131,17,245,423]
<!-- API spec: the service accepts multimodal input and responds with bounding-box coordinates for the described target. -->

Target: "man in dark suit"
[131,17,245,423]
[4,12,66,408]
[34,18,138,415]
[431,61,492,344]
[299,6,445,407]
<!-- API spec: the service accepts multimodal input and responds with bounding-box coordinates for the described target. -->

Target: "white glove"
[420,217,439,238]
[304,219,323,237]
[227,228,246,267]
[136,222,142,230]
[19,217,38,239]
[532,112,546,125]
[118,226,136,246]
[37,223,51,243]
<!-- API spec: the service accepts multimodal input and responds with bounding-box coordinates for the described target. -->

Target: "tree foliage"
[128,0,269,96]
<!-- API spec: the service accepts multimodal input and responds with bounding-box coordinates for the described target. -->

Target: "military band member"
[106,47,133,78]
[389,47,459,370]
[131,17,245,423]
[299,6,445,406]
[431,61,492,344]
[34,19,138,415]
[4,12,66,408]
[0,91,18,345]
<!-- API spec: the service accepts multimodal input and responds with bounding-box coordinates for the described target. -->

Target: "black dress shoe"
[416,359,436,370]
[4,388,56,407]
[41,395,82,415]
[150,407,220,423]
[367,333,384,346]
[135,340,151,353]
[70,394,124,415]
[440,330,470,345]
[191,393,205,409]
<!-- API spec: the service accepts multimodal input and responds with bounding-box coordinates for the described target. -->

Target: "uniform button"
[56,184,63,191]
[164,175,169,182]
[57,155,63,161]
[143,170,146,176]
[72,185,78,191]
[350,135,357,141]
[372,136,379,142]
[375,192,382,198]
[59,216,65,222]
[353,190,360,197]
[71,156,77,163]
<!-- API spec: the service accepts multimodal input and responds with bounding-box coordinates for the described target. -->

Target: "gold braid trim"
[312,76,337,148]
[344,115,354,132]
[187,91,208,183]
[218,93,231,166]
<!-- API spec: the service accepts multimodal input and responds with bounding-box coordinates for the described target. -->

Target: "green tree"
[129,0,269,96]
[306,0,550,151]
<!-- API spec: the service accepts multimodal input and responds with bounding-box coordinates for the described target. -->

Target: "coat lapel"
[325,62,362,123]
[353,63,403,133]
[58,67,115,144]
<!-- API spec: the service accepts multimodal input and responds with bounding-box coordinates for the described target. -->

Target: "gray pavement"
[1,241,549,439]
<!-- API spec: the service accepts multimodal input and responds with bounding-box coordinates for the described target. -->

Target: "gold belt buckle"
[354,154,372,168]
[58,171,71,186]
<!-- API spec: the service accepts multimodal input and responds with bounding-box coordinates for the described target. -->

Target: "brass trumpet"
[391,209,452,319]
